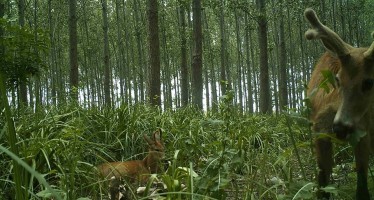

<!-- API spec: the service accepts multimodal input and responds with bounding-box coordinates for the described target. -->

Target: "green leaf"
[318,70,337,93]
[320,185,339,196]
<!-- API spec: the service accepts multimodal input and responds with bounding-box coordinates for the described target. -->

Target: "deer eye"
[362,79,374,92]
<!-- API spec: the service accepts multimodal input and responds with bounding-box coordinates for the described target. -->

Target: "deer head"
[305,8,374,140]
[143,129,164,173]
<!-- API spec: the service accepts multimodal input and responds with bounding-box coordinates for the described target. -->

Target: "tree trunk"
[33,0,41,112]
[122,0,131,104]
[101,0,111,107]
[133,0,146,102]
[257,0,271,114]
[115,0,126,103]
[219,0,227,96]
[287,8,296,109]
[18,0,28,106]
[68,0,79,102]
[147,0,161,106]
[244,13,253,113]
[278,1,288,111]
[48,0,57,106]
[191,0,203,109]
[160,5,172,109]
[235,10,243,113]
[179,2,189,107]
[203,10,218,112]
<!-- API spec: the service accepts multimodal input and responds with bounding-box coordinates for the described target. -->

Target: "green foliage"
[0,103,369,199]
[0,18,48,87]
[319,70,337,93]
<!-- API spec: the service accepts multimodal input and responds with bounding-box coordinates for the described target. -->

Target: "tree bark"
[219,0,227,96]
[278,1,288,111]
[235,10,243,113]
[33,0,41,112]
[101,0,111,107]
[191,0,203,109]
[68,0,79,102]
[18,0,28,106]
[257,0,271,114]
[244,13,253,113]
[179,2,189,107]
[147,0,161,106]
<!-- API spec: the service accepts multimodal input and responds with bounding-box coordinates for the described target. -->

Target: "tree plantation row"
[1,0,374,113]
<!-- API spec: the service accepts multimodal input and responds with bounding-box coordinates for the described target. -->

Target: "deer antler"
[304,8,352,56]
[364,32,374,59]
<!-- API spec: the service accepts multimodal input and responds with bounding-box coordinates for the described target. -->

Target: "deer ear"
[364,32,374,60]
[143,134,153,145]
[153,129,162,141]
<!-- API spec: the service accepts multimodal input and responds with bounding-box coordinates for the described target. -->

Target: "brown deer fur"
[97,129,164,199]
[305,8,374,200]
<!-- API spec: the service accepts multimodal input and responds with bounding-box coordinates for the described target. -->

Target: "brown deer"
[97,129,164,199]
[305,8,374,199]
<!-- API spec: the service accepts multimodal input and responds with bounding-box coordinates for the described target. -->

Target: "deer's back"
[97,160,150,182]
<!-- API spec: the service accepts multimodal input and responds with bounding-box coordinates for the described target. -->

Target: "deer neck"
[143,154,160,173]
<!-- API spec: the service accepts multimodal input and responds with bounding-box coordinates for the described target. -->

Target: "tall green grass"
[0,101,369,199]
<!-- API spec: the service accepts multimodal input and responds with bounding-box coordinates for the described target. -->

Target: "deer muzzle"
[332,119,355,140]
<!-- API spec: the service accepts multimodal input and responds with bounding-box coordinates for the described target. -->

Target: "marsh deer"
[305,8,374,200]
[97,129,164,199]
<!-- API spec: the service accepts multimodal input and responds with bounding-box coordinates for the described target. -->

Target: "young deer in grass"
[97,129,164,199]
[305,8,374,200]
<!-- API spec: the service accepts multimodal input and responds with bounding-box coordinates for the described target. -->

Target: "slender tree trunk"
[82,0,90,107]
[235,10,243,113]
[33,0,41,112]
[257,0,271,114]
[123,0,131,104]
[179,2,189,107]
[160,4,172,109]
[278,1,288,111]
[203,11,218,112]
[57,26,66,105]
[101,0,111,107]
[48,0,57,106]
[68,0,79,102]
[147,0,161,106]
[191,0,203,109]
[18,0,28,106]
[133,0,146,102]
[244,13,253,113]
[115,0,126,103]
[219,0,227,96]
[287,8,296,109]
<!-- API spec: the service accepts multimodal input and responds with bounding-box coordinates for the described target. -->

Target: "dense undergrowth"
[0,102,372,199]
